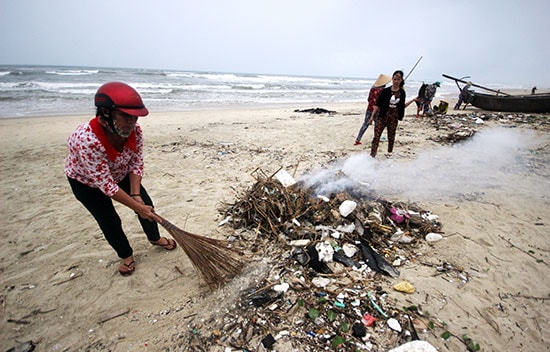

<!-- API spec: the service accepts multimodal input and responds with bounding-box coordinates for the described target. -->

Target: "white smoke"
[300,127,549,202]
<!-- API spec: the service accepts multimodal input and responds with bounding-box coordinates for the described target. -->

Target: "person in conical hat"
[373,74,392,88]
[354,74,392,145]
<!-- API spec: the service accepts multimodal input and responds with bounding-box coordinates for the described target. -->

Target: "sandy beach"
[1,101,549,351]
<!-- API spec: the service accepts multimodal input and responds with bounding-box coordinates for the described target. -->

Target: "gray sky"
[1,0,549,87]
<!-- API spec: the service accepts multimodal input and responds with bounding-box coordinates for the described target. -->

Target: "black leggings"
[67,175,160,259]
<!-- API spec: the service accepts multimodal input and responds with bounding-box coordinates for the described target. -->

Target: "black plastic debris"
[359,241,400,278]
[261,333,276,349]
[292,247,310,265]
[333,251,361,268]
[293,107,337,114]
[247,290,282,308]
[352,322,367,338]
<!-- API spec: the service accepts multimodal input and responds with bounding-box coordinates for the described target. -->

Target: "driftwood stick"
[97,308,130,324]
[22,307,57,319]
[175,265,185,276]
[500,293,550,301]
[475,307,501,334]
[183,312,198,319]
[52,271,83,286]
[293,154,305,177]
[497,234,548,266]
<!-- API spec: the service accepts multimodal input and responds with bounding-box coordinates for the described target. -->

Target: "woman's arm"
[128,173,142,197]
[112,188,161,222]
[405,98,417,108]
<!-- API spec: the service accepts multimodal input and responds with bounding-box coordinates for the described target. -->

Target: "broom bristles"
[157,216,244,288]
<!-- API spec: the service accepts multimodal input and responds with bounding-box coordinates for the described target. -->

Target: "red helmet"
[94,82,149,117]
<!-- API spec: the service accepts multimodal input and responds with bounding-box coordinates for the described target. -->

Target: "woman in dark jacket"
[370,70,414,157]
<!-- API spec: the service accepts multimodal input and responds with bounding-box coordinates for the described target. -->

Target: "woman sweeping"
[370,70,415,158]
[65,82,176,277]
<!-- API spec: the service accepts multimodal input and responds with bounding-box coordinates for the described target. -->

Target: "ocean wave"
[0,96,20,101]
[165,72,196,78]
[231,84,266,90]
[46,69,99,76]
[8,70,26,76]
[15,82,40,88]
[1,81,97,93]
[135,70,167,77]
[97,69,120,74]
[1,64,529,118]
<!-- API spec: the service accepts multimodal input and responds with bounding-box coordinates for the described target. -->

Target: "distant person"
[416,81,440,118]
[354,74,391,145]
[414,82,427,116]
[531,86,537,94]
[65,82,177,277]
[370,70,415,158]
[433,100,449,114]
[454,82,473,110]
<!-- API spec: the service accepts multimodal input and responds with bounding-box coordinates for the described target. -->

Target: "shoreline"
[0,101,362,120]
[2,87,547,120]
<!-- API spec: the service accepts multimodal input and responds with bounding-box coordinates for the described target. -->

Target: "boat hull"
[471,92,550,113]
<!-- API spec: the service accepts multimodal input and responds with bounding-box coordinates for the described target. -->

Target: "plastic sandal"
[118,260,135,276]
[149,237,177,250]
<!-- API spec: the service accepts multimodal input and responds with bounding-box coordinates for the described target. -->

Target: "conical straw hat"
[373,74,392,88]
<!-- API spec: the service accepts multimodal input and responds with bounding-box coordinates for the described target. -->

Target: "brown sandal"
[150,237,177,251]
[118,260,135,276]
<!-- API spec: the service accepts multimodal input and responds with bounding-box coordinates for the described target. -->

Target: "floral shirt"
[65,117,144,197]
[367,86,384,111]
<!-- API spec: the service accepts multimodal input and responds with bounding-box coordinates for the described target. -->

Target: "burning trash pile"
[181,169,449,351]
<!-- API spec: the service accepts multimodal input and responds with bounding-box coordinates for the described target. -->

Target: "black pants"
[67,175,160,259]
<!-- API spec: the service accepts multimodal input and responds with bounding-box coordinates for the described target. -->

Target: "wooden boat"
[443,74,550,113]
[469,91,550,113]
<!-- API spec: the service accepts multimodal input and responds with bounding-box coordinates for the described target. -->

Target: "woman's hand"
[130,195,157,221]
[136,203,160,222]
[112,190,162,222]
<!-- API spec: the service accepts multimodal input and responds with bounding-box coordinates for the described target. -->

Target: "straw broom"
[156,215,244,288]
